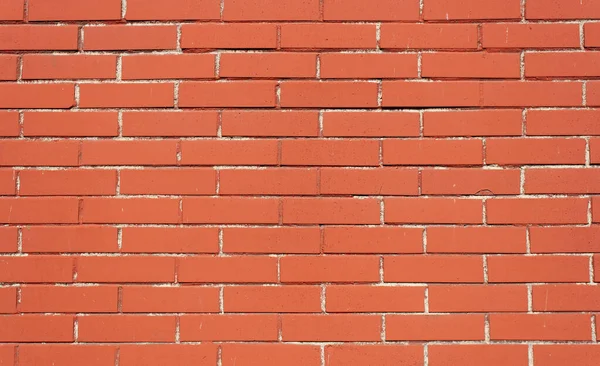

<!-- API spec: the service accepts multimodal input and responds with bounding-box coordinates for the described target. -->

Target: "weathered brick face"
[0,0,599,365]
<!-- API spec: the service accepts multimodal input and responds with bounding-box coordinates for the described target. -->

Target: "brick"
[382,81,480,107]
[122,111,218,137]
[122,286,220,313]
[224,286,321,313]
[282,315,381,342]
[386,314,484,341]
[0,315,74,342]
[384,255,484,283]
[23,54,116,80]
[0,83,75,108]
[281,139,380,166]
[384,198,484,224]
[381,24,478,50]
[23,111,118,137]
[324,0,419,21]
[0,198,79,224]
[179,81,276,107]
[19,169,116,196]
[80,140,177,166]
[19,286,118,313]
[533,285,600,312]
[326,345,423,366]
[0,55,18,80]
[121,227,219,254]
[78,315,176,342]
[18,345,116,366]
[280,81,378,108]
[423,52,520,79]
[490,314,591,341]
[427,226,527,254]
[481,81,583,107]
[585,23,600,47]
[22,225,118,253]
[424,0,521,20]
[593,138,600,164]
[76,256,176,283]
[220,52,316,78]
[120,168,216,195]
[487,255,590,283]
[0,287,16,313]
[182,23,277,49]
[526,168,600,194]
[0,0,23,20]
[527,0,600,19]
[180,315,278,341]
[0,111,19,137]
[28,0,121,20]
[222,344,321,366]
[526,52,600,78]
[0,140,78,167]
[320,168,419,196]
[222,227,321,254]
[326,285,425,313]
[183,197,279,224]
[83,25,177,51]
[220,168,318,195]
[482,23,580,49]
[178,256,278,283]
[0,169,16,195]
[0,25,78,50]
[81,198,180,224]
[530,227,600,253]
[486,198,589,225]
[323,227,423,254]
[429,285,528,312]
[125,0,220,20]
[322,111,420,137]
[534,345,600,366]
[486,138,586,165]
[422,168,520,195]
[79,83,174,108]
[122,54,215,80]
[119,345,218,366]
[527,109,600,136]
[587,82,600,106]
[280,255,380,283]
[320,53,419,79]
[181,140,278,166]
[221,110,319,137]
[428,345,528,366]
[281,24,377,49]
[224,0,319,20]
[282,198,380,224]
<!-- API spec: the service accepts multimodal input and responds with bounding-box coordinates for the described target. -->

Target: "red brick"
[182,23,277,49]
[422,168,520,195]
[0,256,73,283]
[180,315,278,341]
[79,83,174,108]
[81,198,180,224]
[280,81,378,108]
[0,25,78,50]
[424,0,520,20]
[122,111,218,137]
[178,256,278,283]
[280,255,380,283]
[429,345,528,366]
[282,198,380,225]
[326,285,425,313]
[324,0,419,21]
[220,52,316,78]
[386,314,484,341]
[120,345,217,366]
[122,54,215,80]
[534,345,600,366]
[22,225,118,253]
[423,52,520,79]
[425,109,523,137]
[486,138,586,165]
[122,286,220,313]
[487,255,590,283]
[281,24,377,49]
[429,285,528,312]
[19,169,116,196]
[224,0,319,20]
[282,315,381,342]
[179,81,276,107]
[323,227,423,254]
[530,226,600,253]
[0,169,16,195]
[381,24,478,50]
[490,314,591,341]
[281,139,380,166]
[385,198,483,224]
[76,256,176,283]
[18,345,116,366]
[181,140,278,165]
[593,138,600,164]
[220,168,318,195]
[83,25,177,51]
[125,0,220,20]
[427,226,527,254]
[326,345,423,366]
[23,54,116,80]
[222,344,321,366]
[24,111,118,137]
[482,23,581,49]
[382,81,480,107]
[320,53,418,79]
[533,285,600,312]
[527,109,600,135]
[526,52,600,78]
[222,227,321,254]
[28,0,121,20]
[527,0,600,19]
[585,23,600,47]
[224,286,321,313]
[0,197,79,224]
[0,315,74,342]
[323,111,420,137]
[80,140,177,166]
[321,168,419,196]
[121,227,218,254]
[486,198,589,225]
[0,0,23,20]
[384,255,484,283]
[0,55,18,81]
[526,168,600,194]
[0,287,16,313]
[183,197,279,224]
[120,168,216,195]
[0,83,75,109]
[78,315,176,342]
[19,285,118,313]
[0,111,19,137]
[587,82,600,106]
[222,110,319,137]
[482,81,582,107]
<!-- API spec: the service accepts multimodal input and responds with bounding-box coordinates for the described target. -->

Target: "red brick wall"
[0,0,599,365]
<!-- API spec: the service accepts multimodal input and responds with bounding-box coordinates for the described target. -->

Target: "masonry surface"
[0,0,600,365]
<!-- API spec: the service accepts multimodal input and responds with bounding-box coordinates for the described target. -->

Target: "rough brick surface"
[0,1,596,365]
